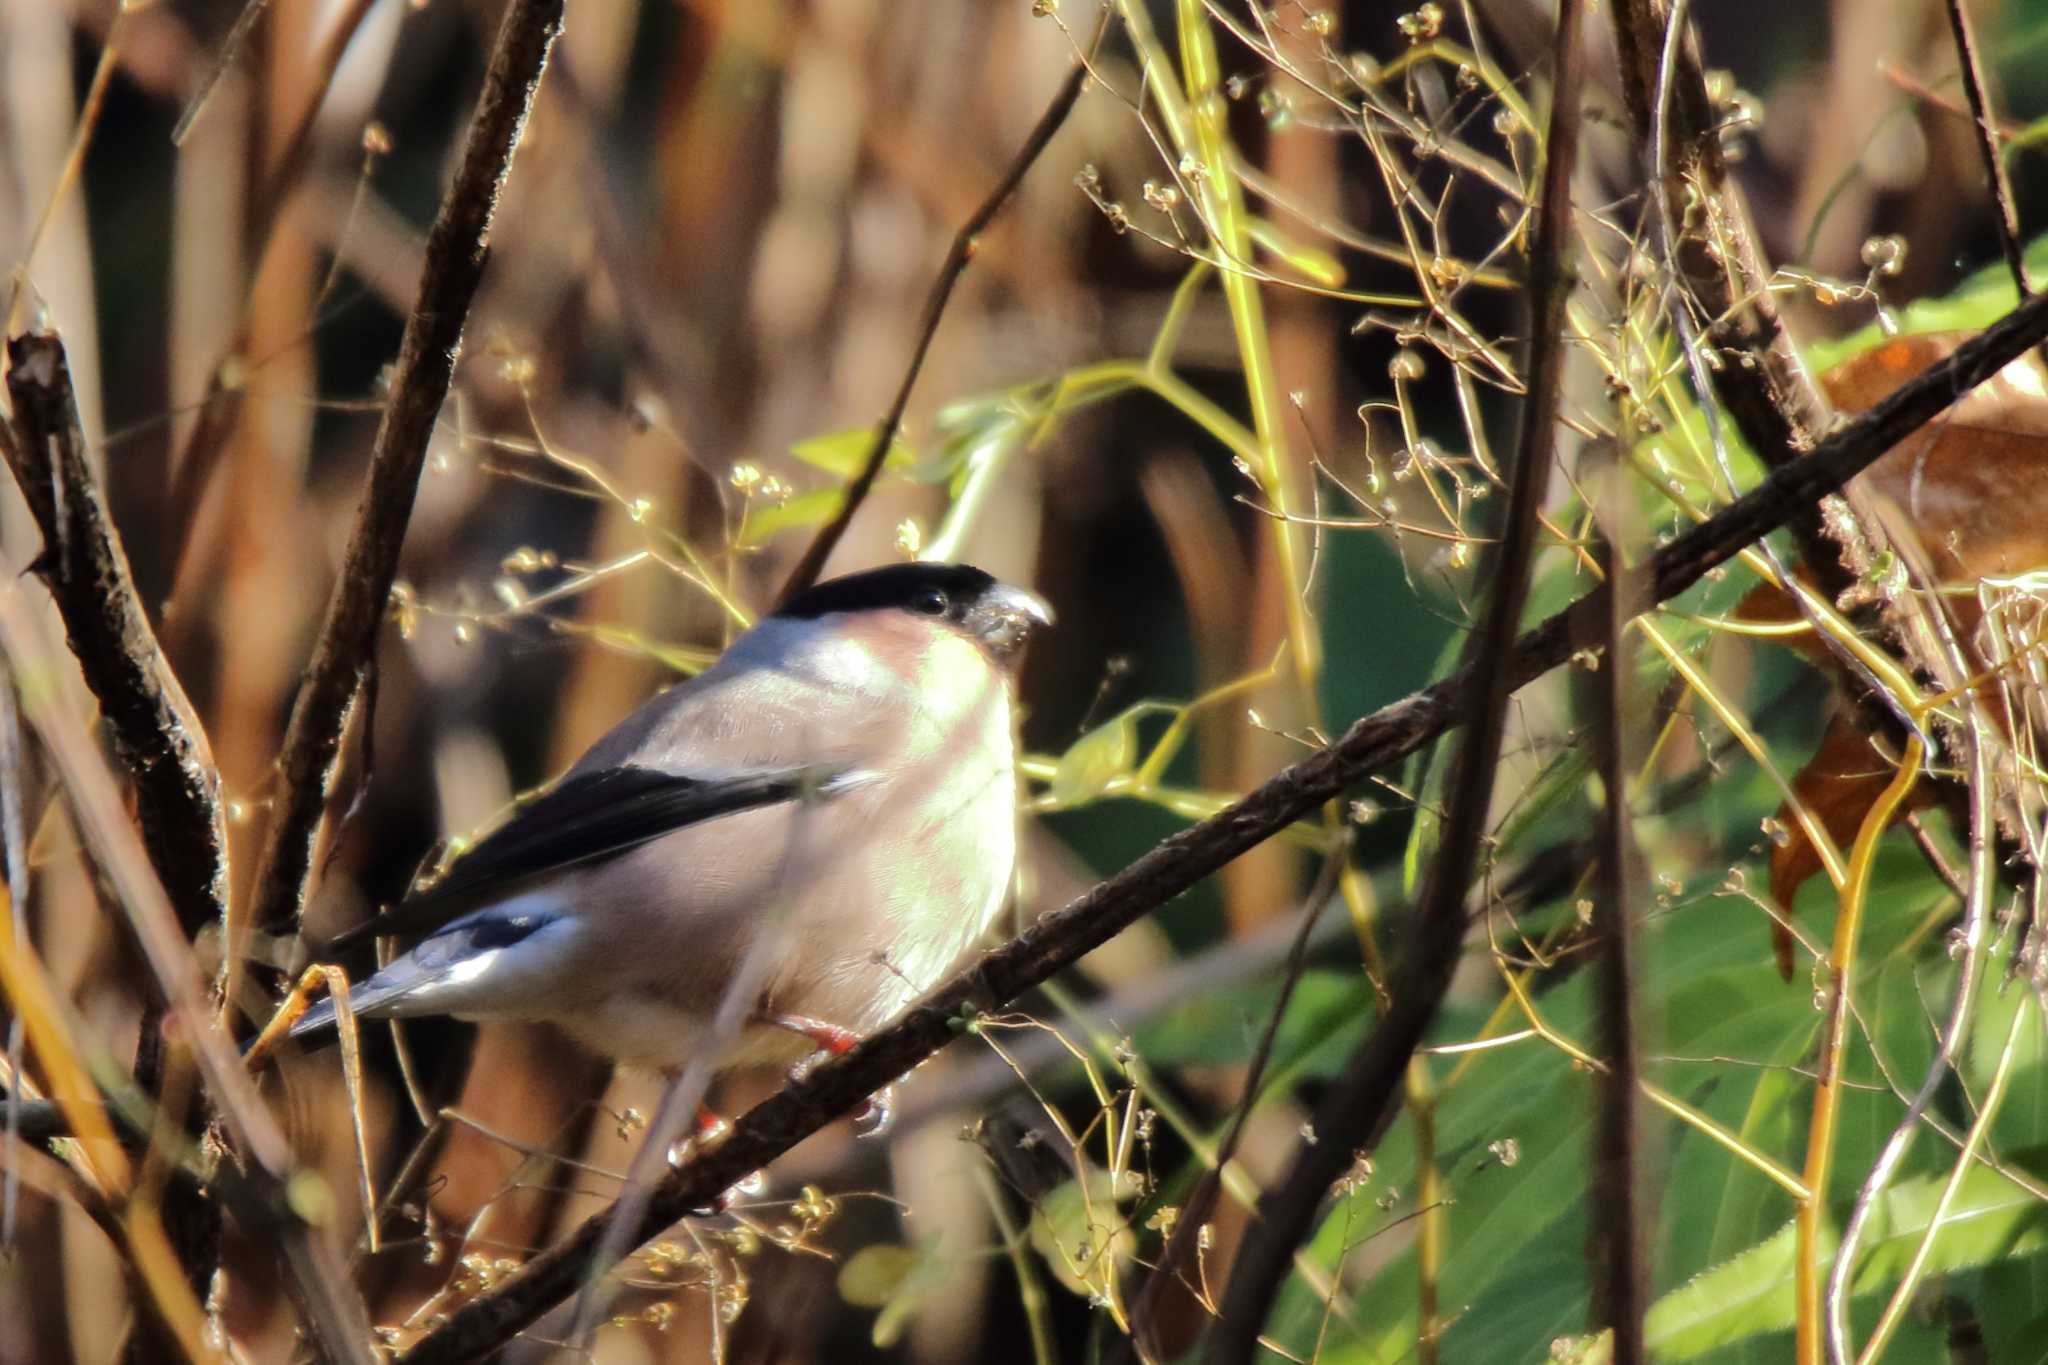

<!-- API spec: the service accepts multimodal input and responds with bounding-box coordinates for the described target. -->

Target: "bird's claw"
[699,1167,767,1213]
[854,1085,895,1139]
[680,1165,766,1217]
[782,1054,894,1136]
[663,1110,765,1212]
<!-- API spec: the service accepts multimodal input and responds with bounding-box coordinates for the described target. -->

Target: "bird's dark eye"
[912,587,950,616]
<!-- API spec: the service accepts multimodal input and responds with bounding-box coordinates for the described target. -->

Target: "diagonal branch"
[1620,0,1977,947]
[394,267,2048,1365]
[1610,0,1915,679]
[2,332,229,943]
[1609,0,1833,481]
[1943,0,2032,297]
[243,0,565,955]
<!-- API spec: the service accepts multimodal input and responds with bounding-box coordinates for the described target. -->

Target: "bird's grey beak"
[969,582,1053,657]
[993,583,1055,629]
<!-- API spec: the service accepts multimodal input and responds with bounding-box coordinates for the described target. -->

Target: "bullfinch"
[289,562,1051,1079]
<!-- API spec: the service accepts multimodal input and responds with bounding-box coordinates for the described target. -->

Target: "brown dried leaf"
[1743,334,2048,958]
[1767,710,1933,978]
[1827,333,2048,592]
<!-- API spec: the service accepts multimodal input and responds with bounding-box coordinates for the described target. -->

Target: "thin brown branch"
[394,281,2048,1365]
[1208,0,1587,1353]
[776,13,1104,603]
[243,0,565,952]
[1588,487,1648,1360]
[0,657,28,1247]
[1943,0,2032,296]
[1,332,229,943]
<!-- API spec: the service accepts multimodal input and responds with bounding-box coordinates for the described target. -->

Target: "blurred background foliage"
[3,0,2048,1362]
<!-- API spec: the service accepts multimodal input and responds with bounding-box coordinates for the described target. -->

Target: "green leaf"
[1028,1169,1137,1301]
[1132,969,1374,1076]
[837,1244,922,1308]
[1645,1164,2048,1358]
[1047,710,1139,807]
[1265,885,1843,1363]
[735,486,841,548]
[789,427,912,479]
[837,1241,953,1348]
[921,393,1040,488]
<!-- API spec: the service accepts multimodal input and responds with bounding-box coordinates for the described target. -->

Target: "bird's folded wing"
[322,763,841,950]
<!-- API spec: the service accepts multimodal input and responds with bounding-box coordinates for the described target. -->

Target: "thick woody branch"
[396,278,2048,1365]
[3,329,233,1363]
[244,0,564,944]
[2,332,228,942]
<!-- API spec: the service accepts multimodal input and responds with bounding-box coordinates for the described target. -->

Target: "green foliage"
[1647,1161,2048,1359]
[1243,818,2048,1365]
[787,427,913,480]
[837,1241,953,1348]
[761,30,2048,1361]
[1131,968,1375,1079]
[1047,708,1145,808]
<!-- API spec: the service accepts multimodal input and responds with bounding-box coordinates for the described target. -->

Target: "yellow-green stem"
[1170,0,1319,683]
[1795,735,1924,1365]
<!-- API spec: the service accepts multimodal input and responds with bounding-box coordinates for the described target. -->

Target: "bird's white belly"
[776,755,1018,1035]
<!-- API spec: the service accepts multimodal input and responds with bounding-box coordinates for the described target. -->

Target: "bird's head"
[774,563,1053,666]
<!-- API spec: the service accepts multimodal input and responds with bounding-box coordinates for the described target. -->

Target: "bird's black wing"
[323,764,838,951]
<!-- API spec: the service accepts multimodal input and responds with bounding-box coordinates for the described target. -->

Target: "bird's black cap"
[774,562,1052,657]
[774,562,999,621]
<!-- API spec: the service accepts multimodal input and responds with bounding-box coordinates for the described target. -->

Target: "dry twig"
[1942,0,2032,296]
[777,13,1104,602]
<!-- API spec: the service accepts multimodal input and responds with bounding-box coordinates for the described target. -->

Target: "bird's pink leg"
[765,1012,861,1056]
[654,1082,754,1212]
[761,1013,894,1136]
